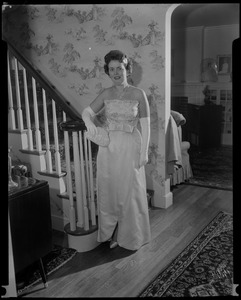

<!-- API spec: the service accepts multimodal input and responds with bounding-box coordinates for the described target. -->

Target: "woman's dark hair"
[104,50,132,76]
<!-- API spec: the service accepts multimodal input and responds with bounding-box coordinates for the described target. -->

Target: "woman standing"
[82,50,151,250]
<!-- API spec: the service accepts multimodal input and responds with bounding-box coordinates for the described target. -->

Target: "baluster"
[72,131,84,228]
[83,133,91,213]
[52,100,61,174]
[22,67,33,150]
[79,131,89,230]
[42,90,53,172]
[87,135,96,226]
[7,51,16,130]
[32,77,42,151]
[13,57,24,130]
[63,112,76,231]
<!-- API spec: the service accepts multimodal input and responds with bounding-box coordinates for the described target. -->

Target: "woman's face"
[108,60,127,85]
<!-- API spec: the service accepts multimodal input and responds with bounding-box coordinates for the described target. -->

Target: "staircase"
[6,37,154,252]
[6,37,99,252]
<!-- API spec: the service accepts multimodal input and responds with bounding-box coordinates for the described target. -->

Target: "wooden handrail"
[3,35,82,121]
[60,120,86,132]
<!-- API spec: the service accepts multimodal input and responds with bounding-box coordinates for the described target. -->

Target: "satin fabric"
[96,99,151,250]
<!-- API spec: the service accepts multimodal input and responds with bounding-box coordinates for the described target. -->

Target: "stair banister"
[88,135,96,226]
[6,36,99,251]
[13,57,24,131]
[7,50,16,130]
[79,131,89,230]
[52,100,62,175]
[23,67,34,150]
[3,36,81,122]
[62,112,76,231]
[42,89,53,172]
[32,77,42,151]
[60,120,86,229]
[60,120,99,252]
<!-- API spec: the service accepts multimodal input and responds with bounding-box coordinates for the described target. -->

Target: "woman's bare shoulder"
[104,86,116,97]
[128,86,147,101]
[97,87,113,99]
[129,85,145,95]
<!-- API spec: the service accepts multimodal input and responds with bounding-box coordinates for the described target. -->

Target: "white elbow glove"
[139,117,150,168]
[82,106,97,135]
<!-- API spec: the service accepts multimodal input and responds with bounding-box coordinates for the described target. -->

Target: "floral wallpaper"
[4,4,173,205]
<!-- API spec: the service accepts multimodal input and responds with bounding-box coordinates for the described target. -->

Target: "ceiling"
[172,3,240,28]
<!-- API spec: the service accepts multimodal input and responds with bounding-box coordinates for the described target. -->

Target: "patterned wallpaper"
[4,4,173,193]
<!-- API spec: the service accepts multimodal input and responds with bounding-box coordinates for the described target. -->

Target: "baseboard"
[152,191,173,209]
[51,214,69,232]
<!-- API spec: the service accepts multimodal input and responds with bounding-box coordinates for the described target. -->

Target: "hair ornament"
[123,58,128,65]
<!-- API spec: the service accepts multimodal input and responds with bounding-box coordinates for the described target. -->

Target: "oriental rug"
[138,211,233,297]
[186,146,233,191]
[16,244,77,296]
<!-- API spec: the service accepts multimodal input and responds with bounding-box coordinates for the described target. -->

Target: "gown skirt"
[96,128,151,251]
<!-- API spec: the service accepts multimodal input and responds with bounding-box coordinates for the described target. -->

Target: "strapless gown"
[96,99,151,250]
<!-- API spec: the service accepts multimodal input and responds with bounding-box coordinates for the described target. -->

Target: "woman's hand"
[86,123,98,136]
[82,106,98,135]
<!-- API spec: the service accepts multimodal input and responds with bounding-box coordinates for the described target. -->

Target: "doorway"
[170,3,238,190]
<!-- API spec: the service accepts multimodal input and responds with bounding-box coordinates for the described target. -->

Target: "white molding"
[172,24,238,33]
[3,216,17,298]
[185,26,205,32]
[172,81,232,88]
[172,26,204,33]
[153,190,173,209]
[204,24,239,31]
[67,230,100,252]
[51,214,69,232]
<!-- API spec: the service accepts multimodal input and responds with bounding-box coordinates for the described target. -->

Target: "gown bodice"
[104,99,139,132]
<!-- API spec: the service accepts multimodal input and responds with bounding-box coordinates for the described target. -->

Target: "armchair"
[170,111,193,186]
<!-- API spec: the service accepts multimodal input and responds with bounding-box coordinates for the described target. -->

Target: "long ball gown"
[96,99,151,251]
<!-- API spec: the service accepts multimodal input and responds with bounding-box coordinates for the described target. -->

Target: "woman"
[82,50,151,250]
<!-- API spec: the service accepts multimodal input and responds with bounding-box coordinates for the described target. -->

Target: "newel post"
[60,119,99,252]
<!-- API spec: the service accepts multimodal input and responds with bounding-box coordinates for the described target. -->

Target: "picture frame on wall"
[217,54,232,75]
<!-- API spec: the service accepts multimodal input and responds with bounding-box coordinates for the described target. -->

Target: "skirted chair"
[167,110,193,186]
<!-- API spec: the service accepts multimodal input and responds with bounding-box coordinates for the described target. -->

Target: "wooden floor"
[22,184,233,298]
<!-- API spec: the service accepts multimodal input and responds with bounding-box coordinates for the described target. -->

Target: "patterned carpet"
[16,245,77,296]
[186,146,233,190]
[139,211,233,297]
